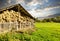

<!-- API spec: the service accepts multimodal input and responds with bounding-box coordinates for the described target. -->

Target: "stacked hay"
[0,10,34,32]
[0,10,31,23]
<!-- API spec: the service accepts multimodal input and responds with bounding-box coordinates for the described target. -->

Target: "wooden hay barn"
[0,4,35,33]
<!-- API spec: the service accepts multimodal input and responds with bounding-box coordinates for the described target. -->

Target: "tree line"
[36,16,60,23]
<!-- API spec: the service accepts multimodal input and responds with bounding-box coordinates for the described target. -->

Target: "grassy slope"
[0,22,60,41]
[35,22,60,41]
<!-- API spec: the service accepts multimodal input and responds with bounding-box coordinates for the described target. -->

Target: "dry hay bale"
[0,10,31,23]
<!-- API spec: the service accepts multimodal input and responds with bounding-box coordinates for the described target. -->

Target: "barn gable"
[0,4,35,20]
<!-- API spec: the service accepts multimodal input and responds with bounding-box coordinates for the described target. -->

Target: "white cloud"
[8,0,11,4]
[28,9,52,17]
[28,6,60,17]
[45,0,48,2]
[44,6,60,11]
[16,0,24,3]
[18,0,60,17]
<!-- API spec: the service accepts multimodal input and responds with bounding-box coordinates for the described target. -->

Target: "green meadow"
[35,22,60,41]
[0,22,60,41]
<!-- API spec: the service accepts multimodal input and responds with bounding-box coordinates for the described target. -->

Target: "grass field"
[0,22,60,41]
[34,22,60,41]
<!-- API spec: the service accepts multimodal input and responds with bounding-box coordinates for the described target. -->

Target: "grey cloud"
[37,0,44,2]
[23,0,46,4]
[8,0,18,4]
[47,3,60,8]
[24,0,33,4]
[0,0,18,9]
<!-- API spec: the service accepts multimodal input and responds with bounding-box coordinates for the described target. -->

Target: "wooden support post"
[18,5,20,12]
[15,22,19,31]
[20,22,21,30]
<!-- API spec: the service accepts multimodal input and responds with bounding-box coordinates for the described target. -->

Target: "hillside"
[47,13,60,18]
[37,13,60,20]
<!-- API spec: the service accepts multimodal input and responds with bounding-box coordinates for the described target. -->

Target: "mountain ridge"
[37,13,60,20]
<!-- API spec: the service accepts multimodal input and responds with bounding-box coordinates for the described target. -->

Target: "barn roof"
[0,4,35,20]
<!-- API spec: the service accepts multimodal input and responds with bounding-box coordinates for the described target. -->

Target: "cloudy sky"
[0,0,60,18]
[18,0,60,18]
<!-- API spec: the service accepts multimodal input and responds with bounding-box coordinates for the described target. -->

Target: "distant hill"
[37,13,60,20]
[47,13,60,18]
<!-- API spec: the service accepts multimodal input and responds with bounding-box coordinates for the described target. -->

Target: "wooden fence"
[0,21,34,33]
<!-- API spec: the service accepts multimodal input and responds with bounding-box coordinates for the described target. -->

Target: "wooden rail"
[0,21,34,33]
